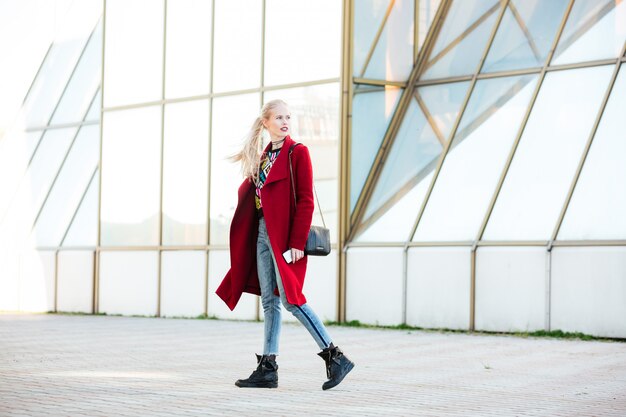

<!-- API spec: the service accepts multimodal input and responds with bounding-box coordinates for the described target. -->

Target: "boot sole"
[322,361,355,391]
[235,381,278,389]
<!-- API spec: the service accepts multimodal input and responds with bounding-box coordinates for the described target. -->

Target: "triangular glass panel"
[482,0,569,73]
[353,0,394,77]
[363,0,415,81]
[354,81,470,242]
[421,2,500,80]
[51,19,103,125]
[62,169,99,247]
[350,86,402,213]
[552,0,626,65]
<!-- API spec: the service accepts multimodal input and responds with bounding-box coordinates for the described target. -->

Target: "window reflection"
[553,0,626,65]
[265,83,340,242]
[421,0,499,80]
[482,0,569,72]
[356,81,469,242]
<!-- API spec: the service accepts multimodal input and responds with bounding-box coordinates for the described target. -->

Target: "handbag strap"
[288,143,326,228]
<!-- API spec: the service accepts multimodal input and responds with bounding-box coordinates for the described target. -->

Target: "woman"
[216,99,354,390]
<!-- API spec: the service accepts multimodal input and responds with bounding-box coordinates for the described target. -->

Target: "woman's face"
[263,104,291,140]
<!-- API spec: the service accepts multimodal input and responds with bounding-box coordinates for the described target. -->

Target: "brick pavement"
[1,313,625,416]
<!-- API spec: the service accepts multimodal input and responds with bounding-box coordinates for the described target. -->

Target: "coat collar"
[262,135,295,186]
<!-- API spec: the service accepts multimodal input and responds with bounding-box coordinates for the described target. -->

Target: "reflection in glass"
[351,87,402,213]
[265,0,341,86]
[165,0,212,99]
[265,83,341,242]
[553,0,626,65]
[559,66,626,240]
[356,81,469,241]
[101,106,162,246]
[51,19,103,124]
[30,125,100,247]
[482,0,569,73]
[417,1,443,51]
[62,170,99,247]
[103,0,164,107]
[210,93,260,245]
[421,0,499,79]
[362,0,415,81]
[354,0,393,78]
[213,0,261,93]
[162,100,209,246]
[414,74,538,242]
[483,66,613,241]
[422,5,498,80]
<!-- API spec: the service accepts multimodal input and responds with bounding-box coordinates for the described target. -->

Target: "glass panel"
[99,251,158,316]
[429,0,498,58]
[421,2,499,80]
[356,81,470,242]
[212,0,261,93]
[210,93,260,245]
[552,0,626,65]
[63,170,99,247]
[558,65,626,240]
[414,74,538,242]
[51,19,102,124]
[162,99,209,246]
[350,87,402,213]
[161,251,205,317]
[482,0,569,73]
[0,130,43,223]
[165,0,212,99]
[363,0,415,81]
[1,128,77,240]
[84,88,101,122]
[265,0,341,86]
[417,0,443,51]
[100,106,162,246]
[103,0,164,107]
[265,83,341,242]
[483,65,613,241]
[30,125,100,247]
[354,0,393,77]
[57,250,94,313]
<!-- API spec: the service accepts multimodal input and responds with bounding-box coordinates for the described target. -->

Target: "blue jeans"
[257,217,333,355]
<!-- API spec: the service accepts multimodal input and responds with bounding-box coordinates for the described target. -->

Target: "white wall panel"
[551,247,626,338]
[19,250,56,312]
[99,251,158,316]
[302,252,338,323]
[346,247,404,326]
[207,250,257,320]
[57,251,94,313]
[406,247,471,330]
[0,250,19,311]
[160,251,205,318]
[475,247,546,332]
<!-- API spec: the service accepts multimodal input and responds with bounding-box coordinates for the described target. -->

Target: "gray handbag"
[288,143,331,256]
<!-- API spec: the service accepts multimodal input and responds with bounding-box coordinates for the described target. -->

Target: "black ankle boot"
[317,346,354,390]
[235,354,278,388]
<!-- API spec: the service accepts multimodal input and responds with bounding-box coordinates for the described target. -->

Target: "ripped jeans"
[257,217,333,355]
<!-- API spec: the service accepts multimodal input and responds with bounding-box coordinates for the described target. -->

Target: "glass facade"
[1,0,625,335]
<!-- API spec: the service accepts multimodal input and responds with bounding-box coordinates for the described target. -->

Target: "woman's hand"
[291,248,304,263]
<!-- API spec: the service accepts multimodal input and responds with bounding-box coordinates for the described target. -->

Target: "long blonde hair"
[230,99,289,184]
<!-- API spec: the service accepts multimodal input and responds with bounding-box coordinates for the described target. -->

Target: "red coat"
[216,135,314,310]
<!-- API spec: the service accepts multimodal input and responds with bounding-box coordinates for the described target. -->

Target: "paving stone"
[0,313,625,416]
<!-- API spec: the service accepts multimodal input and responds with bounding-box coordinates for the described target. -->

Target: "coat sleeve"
[289,145,315,251]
